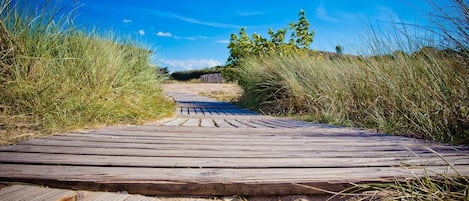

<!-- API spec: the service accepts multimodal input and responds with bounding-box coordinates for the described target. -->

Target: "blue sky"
[60,0,447,72]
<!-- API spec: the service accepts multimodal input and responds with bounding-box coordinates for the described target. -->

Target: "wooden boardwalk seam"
[0,92,468,196]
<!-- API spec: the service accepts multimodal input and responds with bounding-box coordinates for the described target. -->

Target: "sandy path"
[161,83,242,95]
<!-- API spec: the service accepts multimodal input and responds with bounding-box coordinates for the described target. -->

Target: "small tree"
[227,27,253,66]
[335,45,343,55]
[226,10,316,66]
[289,10,315,49]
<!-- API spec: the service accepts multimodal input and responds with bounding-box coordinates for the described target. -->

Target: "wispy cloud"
[216,40,230,44]
[170,14,239,29]
[138,29,145,35]
[157,31,172,37]
[161,59,222,71]
[238,11,264,16]
[316,5,339,23]
[155,31,207,41]
[122,18,132,23]
[138,8,239,29]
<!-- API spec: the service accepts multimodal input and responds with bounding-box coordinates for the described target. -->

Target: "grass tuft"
[237,0,469,145]
[238,50,468,144]
[0,0,175,144]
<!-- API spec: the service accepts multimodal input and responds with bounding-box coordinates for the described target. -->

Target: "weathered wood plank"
[55,132,427,144]
[0,184,77,201]
[0,164,467,195]
[223,119,252,128]
[188,107,196,115]
[212,119,234,128]
[201,108,211,116]
[195,108,204,116]
[0,185,184,201]
[181,118,200,127]
[162,118,188,126]
[1,152,467,168]
[65,130,426,143]
[200,118,216,127]
[181,107,189,115]
[2,144,465,158]
[40,135,469,154]
[175,107,182,116]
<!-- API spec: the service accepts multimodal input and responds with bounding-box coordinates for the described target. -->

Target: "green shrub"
[170,68,221,81]
[220,67,239,82]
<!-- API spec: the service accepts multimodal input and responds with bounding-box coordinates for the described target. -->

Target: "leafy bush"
[220,67,239,82]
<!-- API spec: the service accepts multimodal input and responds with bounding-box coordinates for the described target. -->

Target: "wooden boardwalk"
[0,185,213,201]
[0,92,468,196]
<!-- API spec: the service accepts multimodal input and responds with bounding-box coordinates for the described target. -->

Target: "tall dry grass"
[0,0,174,144]
[238,1,468,144]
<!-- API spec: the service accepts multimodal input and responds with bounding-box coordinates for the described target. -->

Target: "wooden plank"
[162,118,188,126]
[101,125,381,137]
[0,184,77,201]
[2,145,465,158]
[83,130,397,140]
[195,108,204,116]
[71,129,424,142]
[30,188,77,201]
[224,119,252,128]
[12,139,417,152]
[17,138,441,151]
[0,164,467,195]
[201,108,211,116]
[0,185,197,201]
[200,119,216,127]
[181,118,200,127]
[181,107,189,115]
[79,191,129,201]
[212,119,235,128]
[38,134,461,150]
[42,136,469,153]
[261,119,298,128]
[246,120,277,128]
[175,107,182,116]
[188,107,196,115]
[1,152,467,168]
[205,108,218,115]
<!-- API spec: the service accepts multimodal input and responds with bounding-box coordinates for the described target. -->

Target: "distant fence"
[200,73,223,83]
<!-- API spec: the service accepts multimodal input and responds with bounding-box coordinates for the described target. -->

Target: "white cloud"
[171,14,239,29]
[161,59,222,71]
[216,40,230,44]
[156,32,207,41]
[138,29,145,35]
[316,5,339,23]
[157,31,172,37]
[122,18,132,23]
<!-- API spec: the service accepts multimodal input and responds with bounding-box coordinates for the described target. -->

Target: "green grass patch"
[0,1,175,144]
